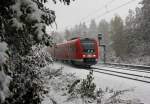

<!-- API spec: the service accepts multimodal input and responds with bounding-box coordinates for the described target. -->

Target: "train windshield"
[80,39,95,53]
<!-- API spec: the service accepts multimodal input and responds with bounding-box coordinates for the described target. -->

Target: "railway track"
[90,64,150,84]
[105,63,150,71]
[98,64,150,74]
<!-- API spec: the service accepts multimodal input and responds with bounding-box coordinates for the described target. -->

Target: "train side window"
[72,44,76,52]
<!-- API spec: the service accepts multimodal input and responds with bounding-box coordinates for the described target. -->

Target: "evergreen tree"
[97,19,110,45]
[0,0,75,103]
[88,19,98,38]
[64,29,71,40]
[81,22,89,37]
[124,9,136,55]
[0,40,11,103]
[110,15,126,59]
[124,8,143,57]
[51,31,64,43]
[140,0,150,55]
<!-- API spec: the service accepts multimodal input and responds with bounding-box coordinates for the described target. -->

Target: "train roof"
[56,37,97,46]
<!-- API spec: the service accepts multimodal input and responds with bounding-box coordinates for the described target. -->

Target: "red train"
[48,38,100,67]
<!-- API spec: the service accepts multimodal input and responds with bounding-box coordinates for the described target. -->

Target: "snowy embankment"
[42,62,150,104]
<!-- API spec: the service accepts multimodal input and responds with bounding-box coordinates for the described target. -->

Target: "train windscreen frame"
[80,38,95,53]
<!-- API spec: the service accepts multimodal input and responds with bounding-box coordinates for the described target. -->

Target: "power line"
[79,0,118,23]
[96,0,138,19]
[65,0,139,30]
[82,0,138,23]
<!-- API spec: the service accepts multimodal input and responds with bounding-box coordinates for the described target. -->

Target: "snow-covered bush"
[0,70,11,103]
[42,69,78,104]
[0,41,12,103]
[41,67,142,104]
[2,45,53,104]
[95,87,141,104]
[78,70,96,99]
[4,0,55,55]
[0,0,74,103]
[68,70,96,100]
[66,71,141,104]
[0,42,8,64]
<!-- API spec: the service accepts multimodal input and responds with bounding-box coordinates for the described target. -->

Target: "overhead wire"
[65,0,117,29]
[81,0,138,23]
[79,0,118,23]
[65,0,139,30]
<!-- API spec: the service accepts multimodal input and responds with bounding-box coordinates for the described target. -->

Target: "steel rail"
[93,67,150,79]
[105,63,150,70]
[90,67,150,84]
[98,64,150,73]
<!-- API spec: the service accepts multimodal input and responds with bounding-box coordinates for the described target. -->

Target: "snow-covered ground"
[95,64,150,77]
[43,62,150,104]
[94,65,150,82]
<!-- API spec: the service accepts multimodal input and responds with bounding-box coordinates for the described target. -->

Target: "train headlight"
[93,55,96,57]
[83,55,86,57]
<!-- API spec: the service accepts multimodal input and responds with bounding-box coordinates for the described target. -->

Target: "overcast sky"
[45,0,142,32]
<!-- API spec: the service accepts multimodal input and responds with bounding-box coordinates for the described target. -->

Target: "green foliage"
[54,0,75,5]
[88,19,98,37]
[79,70,96,98]
[0,71,11,103]
[97,19,109,36]
[3,45,52,104]
[0,0,75,103]
[68,70,96,99]
[124,9,136,55]
[0,0,74,55]
[68,79,80,94]
[110,15,127,59]
[96,87,137,104]
[0,31,11,103]
[67,71,138,104]
[140,0,150,55]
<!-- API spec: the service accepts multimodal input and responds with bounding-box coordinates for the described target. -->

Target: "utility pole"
[98,33,106,63]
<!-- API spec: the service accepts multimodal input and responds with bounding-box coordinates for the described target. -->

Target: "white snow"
[33,23,46,40]
[25,1,43,22]
[10,0,22,18]
[10,0,44,39]
[0,42,8,52]
[42,62,150,104]
[94,65,150,82]
[0,42,12,102]
[0,70,12,103]
[0,42,8,64]
[11,18,23,30]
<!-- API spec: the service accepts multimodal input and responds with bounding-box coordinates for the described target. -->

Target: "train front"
[77,38,99,66]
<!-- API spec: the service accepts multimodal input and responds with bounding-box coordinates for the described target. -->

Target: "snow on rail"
[105,62,150,70]
[93,66,150,84]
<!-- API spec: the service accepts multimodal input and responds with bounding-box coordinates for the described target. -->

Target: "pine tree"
[141,0,150,55]
[88,19,98,38]
[124,8,143,57]
[110,15,126,59]
[0,0,75,103]
[124,9,136,55]
[64,29,71,40]
[79,70,96,99]
[97,19,110,45]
